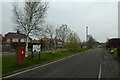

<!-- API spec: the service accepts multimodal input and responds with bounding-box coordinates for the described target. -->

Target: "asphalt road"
[3,48,118,79]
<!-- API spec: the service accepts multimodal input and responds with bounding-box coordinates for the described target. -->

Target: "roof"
[32,39,41,43]
[41,37,49,41]
[5,32,27,39]
[0,34,5,41]
[0,34,3,39]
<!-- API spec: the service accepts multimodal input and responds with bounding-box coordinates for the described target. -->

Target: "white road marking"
[98,63,102,80]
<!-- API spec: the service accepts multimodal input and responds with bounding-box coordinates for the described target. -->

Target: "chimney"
[17,29,20,34]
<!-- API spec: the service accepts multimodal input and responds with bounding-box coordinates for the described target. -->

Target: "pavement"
[101,49,118,78]
[0,52,15,56]
[1,49,67,56]
[2,48,119,79]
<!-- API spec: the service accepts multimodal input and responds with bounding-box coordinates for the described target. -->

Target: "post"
[39,41,42,60]
[118,48,120,61]
[86,26,88,48]
[39,52,40,60]
[32,51,33,61]
[86,26,88,42]
[25,35,29,57]
[55,29,58,49]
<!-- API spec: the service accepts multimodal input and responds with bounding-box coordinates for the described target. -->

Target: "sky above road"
[0,0,119,42]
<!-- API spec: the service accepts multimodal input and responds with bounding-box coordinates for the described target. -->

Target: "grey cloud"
[1,2,118,42]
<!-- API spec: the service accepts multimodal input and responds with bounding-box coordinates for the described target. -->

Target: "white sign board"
[33,45,41,53]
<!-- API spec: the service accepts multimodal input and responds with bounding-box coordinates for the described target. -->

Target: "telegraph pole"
[86,26,88,48]
[86,26,88,42]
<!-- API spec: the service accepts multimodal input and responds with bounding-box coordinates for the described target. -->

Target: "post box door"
[19,46,25,59]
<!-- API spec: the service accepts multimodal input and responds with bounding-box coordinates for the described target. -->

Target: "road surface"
[3,48,118,79]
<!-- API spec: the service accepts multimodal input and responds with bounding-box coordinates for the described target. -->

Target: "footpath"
[101,49,119,78]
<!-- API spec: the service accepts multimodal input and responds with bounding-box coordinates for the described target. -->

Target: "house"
[0,34,7,45]
[32,39,41,44]
[0,34,3,45]
[3,31,32,49]
[35,37,63,49]
[0,34,4,52]
[41,37,50,49]
[106,38,120,48]
[54,37,63,48]
[4,31,32,44]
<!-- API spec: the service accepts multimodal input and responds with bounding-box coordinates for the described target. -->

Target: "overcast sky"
[0,0,119,42]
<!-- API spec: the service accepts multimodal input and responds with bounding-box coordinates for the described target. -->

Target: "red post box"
[16,46,26,64]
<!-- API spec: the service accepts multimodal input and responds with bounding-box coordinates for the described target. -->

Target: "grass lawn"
[2,48,88,76]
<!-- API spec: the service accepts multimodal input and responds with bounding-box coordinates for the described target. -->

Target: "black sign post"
[39,51,40,60]
[32,51,33,61]
[118,47,120,61]
[32,44,41,60]
[39,43,43,60]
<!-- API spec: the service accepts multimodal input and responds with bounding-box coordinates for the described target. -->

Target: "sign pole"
[39,52,40,60]
[32,51,33,61]
[32,43,42,60]
[39,43,42,60]
[118,48,120,61]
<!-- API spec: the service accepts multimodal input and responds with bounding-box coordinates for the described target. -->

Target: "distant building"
[93,41,100,47]
[39,37,63,49]
[41,37,50,49]
[0,34,6,45]
[4,31,32,44]
[31,38,51,50]
[32,39,41,44]
[3,31,32,49]
[1,31,30,52]
[54,37,63,48]
[106,38,120,48]
[0,34,3,45]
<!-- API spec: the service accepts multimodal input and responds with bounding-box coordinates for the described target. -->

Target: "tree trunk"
[118,48,120,61]
[25,35,29,57]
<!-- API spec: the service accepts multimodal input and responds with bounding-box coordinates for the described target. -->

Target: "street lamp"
[86,26,88,42]
[86,26,88,48]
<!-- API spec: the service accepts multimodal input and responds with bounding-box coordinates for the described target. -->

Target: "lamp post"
[86,26,88,48]
[86,26,88,42]
[55,29,58,49]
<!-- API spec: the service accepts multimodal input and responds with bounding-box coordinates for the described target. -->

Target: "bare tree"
[44,23,55,48]
[13,0,48,57]
[45,23,54,39]
[65,31,81,49]
[87,35,96,48]
[56,24,71,43]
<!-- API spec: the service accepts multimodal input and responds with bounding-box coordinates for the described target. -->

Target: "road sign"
[32,45,41,53]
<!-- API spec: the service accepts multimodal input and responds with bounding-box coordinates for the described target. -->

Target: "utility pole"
[86,26,88,42]
[86,26,88,48]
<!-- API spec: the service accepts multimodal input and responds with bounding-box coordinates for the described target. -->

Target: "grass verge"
[2,48,88,76]
[108,48,120,61]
